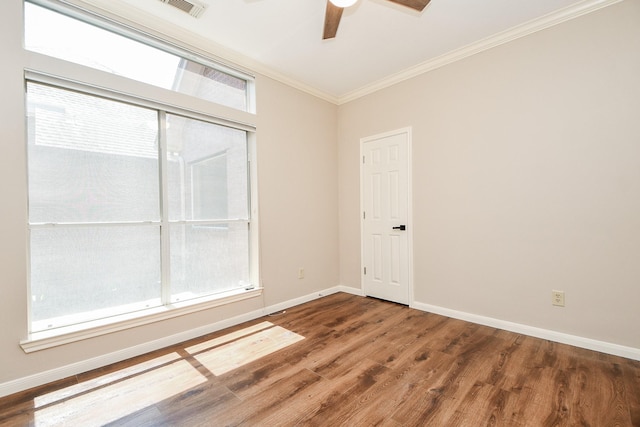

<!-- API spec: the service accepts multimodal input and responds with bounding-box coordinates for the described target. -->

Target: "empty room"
[1,0,639,425]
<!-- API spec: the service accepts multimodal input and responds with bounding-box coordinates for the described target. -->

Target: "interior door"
[361,129,410,305]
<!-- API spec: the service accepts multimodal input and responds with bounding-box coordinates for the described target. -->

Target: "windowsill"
[20,287,263,353]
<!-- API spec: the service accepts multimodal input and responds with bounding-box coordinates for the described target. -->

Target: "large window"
[23,0,256,338]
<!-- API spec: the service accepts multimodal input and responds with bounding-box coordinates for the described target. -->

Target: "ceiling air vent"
[158,0,207,18]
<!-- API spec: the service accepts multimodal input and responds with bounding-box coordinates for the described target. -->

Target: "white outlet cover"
[552,290,565,307]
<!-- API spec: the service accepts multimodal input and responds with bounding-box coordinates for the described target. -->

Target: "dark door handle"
[392,225,406,231]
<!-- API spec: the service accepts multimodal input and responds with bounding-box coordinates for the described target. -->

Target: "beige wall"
[256,76,339,305]
[0,0,30,387]
[338,0,640,348]
[0,0,338,387]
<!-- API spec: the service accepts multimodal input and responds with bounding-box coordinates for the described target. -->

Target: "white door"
[361,128,411,305]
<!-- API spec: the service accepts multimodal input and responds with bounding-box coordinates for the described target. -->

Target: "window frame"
[25,0,256,114]
[21,0,260,352]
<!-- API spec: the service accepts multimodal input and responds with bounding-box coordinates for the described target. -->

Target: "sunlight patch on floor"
[186,321,275,354]
[31,322,304,425]
[191,325,305,375]
[34,357,206,426]
[34,352,182,408]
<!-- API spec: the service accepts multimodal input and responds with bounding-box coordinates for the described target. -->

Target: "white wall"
[339,0,640,349]
[0,0,338,391]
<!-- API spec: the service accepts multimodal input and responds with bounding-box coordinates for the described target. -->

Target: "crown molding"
[58,0,623,106]
[337,0,625,105]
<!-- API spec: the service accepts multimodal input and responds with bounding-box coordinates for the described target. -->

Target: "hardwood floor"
[1,292,639,426]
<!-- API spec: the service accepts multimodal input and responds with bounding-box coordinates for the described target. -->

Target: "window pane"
[166,115,248,221]
[170,223,250,303]
[25,2,248,111]
[26,82,160,223]
[30,226,162,331]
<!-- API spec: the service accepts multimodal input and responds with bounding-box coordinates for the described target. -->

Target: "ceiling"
[79,0,610,103]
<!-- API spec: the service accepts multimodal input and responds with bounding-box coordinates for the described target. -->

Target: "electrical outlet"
[552,290,565,307]
[298,268,304,279]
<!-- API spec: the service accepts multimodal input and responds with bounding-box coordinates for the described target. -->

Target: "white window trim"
[24,59,256,132]
[21,287,263,353]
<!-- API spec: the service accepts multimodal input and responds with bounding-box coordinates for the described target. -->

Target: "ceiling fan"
[323,0,431,39]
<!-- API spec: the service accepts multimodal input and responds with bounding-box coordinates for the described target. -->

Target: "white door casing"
[361,128,412,305]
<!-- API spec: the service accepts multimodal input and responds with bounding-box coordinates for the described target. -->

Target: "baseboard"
[0,285,344,398]
[261,286,342,315]
[261,286,364,317]
[336,284,365,297]
[411,301,640,362]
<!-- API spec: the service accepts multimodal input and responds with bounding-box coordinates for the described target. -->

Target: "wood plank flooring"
[1,292,639,426]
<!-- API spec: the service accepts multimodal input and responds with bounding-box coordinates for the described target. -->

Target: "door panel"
[373,234,383,281]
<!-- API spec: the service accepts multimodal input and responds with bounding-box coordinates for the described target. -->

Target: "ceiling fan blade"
[323,1,344,40]
[386,0,431,12]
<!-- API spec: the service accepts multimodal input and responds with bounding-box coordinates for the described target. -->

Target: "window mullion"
[159,111,171,306]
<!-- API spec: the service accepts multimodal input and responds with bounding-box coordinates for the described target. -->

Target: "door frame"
[360,127,414,306]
